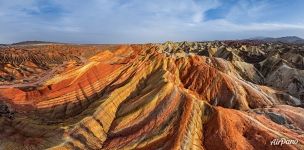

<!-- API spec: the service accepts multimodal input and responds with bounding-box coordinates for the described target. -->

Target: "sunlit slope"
[0,42,303,150]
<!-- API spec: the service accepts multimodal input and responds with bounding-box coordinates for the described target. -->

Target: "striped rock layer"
[0,42,304,150]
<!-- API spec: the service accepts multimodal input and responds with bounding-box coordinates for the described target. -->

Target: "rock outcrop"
[0,42,303,150]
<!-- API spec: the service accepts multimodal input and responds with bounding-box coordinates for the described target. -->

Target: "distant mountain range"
[11,41,59,45]
[1,36,304,46]
[249,36,304,44]
[0,41,60,46]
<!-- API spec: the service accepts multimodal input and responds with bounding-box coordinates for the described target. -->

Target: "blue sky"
[0,0,304,43]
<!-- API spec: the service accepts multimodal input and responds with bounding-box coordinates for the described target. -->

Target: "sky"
[0,0,304,44]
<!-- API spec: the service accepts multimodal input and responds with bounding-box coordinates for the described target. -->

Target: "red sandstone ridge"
[0,42,304,150]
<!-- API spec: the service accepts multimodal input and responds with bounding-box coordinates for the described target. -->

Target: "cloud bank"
[0,0,303,43]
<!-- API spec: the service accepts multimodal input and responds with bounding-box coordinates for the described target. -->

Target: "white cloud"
[0,0,303,43]
[224,0,269,23]
[200,20,304,31]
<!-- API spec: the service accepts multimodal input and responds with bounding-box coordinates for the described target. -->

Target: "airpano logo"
[270,138,298,146]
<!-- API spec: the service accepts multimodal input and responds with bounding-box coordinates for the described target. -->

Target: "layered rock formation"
[0,42,303,150]
[0,44,117,85]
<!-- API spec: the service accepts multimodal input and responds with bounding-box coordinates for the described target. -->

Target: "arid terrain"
[0,40,304,150]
